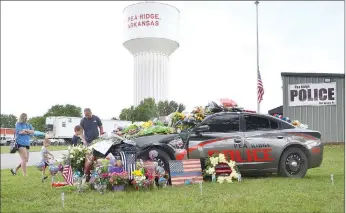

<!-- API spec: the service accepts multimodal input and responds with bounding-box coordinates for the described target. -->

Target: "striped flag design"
[215,163,232,175]
[120,152,136,180]
[169,159,203,185]
[62,164,73,185]
[257,69,264,103]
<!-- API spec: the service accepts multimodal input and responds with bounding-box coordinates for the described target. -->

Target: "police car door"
[188,113,244,163]
[241,114,282,172]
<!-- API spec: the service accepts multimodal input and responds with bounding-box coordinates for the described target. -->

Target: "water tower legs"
[133,52,169,106]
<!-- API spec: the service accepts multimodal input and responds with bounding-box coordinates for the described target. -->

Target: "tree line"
[119,98,185,122]
[1,98,185,131]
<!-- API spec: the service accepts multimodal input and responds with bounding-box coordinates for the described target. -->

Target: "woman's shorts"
[17,144,30,150]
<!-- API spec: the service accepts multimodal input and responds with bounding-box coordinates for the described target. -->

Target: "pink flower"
[101,173,109,178]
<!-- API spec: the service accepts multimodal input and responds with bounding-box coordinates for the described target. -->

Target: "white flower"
[225,176,233,183]
[217,176,225,184]
[68,146,71,150]
[70,154,74,159]
[218,153,227,163]
[206,167,215,175]
[80,157,83,161]
[210,157,219,167]
[230,171,237,179]
[70,149,75,154]
[77,160,80,164]
[227,160,236,168]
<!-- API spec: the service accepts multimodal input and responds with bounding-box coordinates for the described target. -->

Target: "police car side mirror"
[195,125,210,133]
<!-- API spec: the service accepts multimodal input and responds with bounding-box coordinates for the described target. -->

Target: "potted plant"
[109,171,129,191]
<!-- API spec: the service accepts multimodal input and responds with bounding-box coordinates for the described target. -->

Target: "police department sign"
[288,82,337,106]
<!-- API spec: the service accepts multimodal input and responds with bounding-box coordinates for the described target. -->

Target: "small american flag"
[169,159,203,185]
[62,160,73,186]
[120,152,136,180]
[257,69,264,103]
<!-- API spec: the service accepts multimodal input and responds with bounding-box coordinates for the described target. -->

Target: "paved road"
[1,150,68,170]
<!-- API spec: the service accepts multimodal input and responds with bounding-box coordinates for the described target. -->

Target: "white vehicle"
[45,116,131,143]
[0,136,13,146]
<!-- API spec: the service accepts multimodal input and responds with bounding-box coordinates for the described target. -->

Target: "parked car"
[1,137,13,146]
[130,112,323,178]
[30,139,38,146]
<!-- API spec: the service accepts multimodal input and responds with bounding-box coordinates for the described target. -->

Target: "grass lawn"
[0,145,68,154]
[1,145,344,213]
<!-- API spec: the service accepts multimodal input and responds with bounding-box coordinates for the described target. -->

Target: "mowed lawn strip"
[1,145,344,213]
[0,146,68,154]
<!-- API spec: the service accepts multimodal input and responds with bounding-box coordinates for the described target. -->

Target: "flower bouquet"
[93,172,110,194]
[89,160,111,193]
[192,106,206,122]
[132,169,151,191]
[204,153,241,184]
[272,114,308,129]
[62,145,93,174]
[109,171,128,191]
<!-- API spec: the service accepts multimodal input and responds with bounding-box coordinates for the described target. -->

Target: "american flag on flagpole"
[62,158,73,186]
[257,69,264,103]
[169,159,203,185]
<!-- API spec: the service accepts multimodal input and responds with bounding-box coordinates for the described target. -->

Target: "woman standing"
[11,113,34,176]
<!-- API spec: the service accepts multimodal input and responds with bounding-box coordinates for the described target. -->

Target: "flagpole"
[255,0,260,113]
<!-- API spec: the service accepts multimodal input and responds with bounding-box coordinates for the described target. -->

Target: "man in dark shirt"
[80,108,104,145]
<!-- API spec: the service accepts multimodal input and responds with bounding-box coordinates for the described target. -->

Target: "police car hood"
[133,134,179,147]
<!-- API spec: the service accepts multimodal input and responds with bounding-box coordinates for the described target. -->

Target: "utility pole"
[255,0,260,113]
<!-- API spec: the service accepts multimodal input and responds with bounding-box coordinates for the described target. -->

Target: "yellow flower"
[292,120,300,126]
[132,170,143,176]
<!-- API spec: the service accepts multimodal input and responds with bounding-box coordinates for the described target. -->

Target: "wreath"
[204,153,241,183]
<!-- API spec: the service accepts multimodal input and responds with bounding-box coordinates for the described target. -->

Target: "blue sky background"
[1,1,344,119]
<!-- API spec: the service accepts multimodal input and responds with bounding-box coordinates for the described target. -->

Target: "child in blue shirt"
[71,125,86,146]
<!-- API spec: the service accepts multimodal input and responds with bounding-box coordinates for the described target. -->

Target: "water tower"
[123,2,180,106]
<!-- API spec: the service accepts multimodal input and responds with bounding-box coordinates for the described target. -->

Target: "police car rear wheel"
[279,147,308,178]
[138,148,171,184]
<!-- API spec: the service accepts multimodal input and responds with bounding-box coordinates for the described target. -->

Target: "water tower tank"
[123,2,180,106]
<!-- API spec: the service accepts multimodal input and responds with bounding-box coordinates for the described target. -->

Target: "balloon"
[35,161,45,171]
[49,165,59,176]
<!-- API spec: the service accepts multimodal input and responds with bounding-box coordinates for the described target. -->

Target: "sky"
[1,1,344,120]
